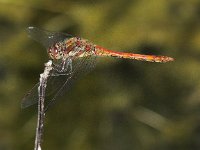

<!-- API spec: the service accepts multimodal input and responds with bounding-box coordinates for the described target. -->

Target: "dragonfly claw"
[52,58,72,74]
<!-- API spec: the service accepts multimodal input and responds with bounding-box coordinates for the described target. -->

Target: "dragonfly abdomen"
[95,45,174,63]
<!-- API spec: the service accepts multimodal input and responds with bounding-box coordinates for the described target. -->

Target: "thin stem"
[34,60,53,150]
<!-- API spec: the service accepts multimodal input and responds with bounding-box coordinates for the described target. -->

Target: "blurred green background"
[0,0,200,150]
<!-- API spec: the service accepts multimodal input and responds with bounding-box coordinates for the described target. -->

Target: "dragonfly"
[22,27,174,110]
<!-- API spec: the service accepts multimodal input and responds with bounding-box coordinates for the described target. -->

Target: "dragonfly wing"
[21,83,39,108]
[23,27,97,109]
[44,54,97,111]
[27,27,73,48]
[21,55,97,110]
[21,74,72,109]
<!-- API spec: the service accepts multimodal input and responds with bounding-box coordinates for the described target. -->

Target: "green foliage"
[0,0,200,150]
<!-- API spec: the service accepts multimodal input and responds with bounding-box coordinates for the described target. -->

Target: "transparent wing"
[21,75,71,109]
[27,26,73,48]
[44,55,96,111]
[22,27,96,109]
[21,54,97,109]
[21,83,39,108]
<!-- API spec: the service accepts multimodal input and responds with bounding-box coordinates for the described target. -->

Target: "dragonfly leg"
[61,58,72,73]
[51,72,70,76]
[51,58,73,76]
[52,63,62,72]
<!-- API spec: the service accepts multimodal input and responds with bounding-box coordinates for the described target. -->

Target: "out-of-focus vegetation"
[0,0,200,150]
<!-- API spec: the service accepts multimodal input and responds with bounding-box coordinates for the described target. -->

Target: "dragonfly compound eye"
[48,45,63,60]
[48,48,54,59]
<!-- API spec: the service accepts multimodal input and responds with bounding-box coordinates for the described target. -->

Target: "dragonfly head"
[48,42,65,60]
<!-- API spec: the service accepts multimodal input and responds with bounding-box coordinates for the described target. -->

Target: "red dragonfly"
[22,27,174,110]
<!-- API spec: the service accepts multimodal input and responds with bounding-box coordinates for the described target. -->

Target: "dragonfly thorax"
[67,38,96,57]
[48,37,96,60]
